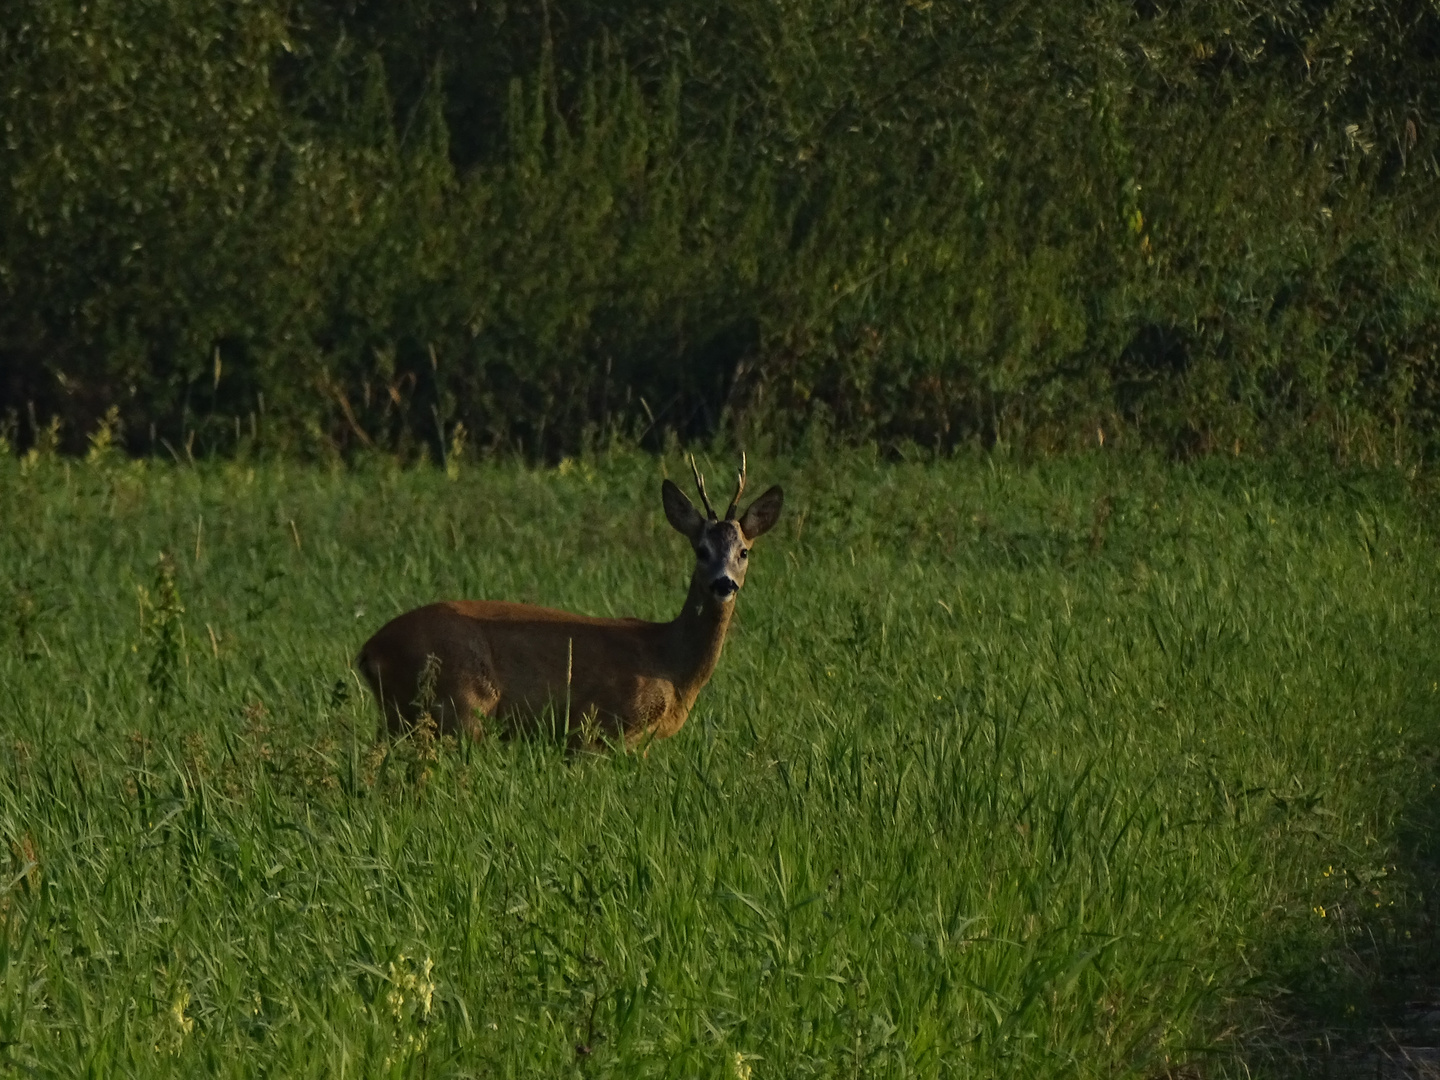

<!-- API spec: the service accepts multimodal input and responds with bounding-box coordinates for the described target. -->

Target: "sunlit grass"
[1,448,1437,1077]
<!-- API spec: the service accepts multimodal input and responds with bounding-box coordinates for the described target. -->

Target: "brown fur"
[357,467,783,750]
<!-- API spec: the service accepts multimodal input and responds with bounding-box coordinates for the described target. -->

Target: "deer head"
[661,454,784,601]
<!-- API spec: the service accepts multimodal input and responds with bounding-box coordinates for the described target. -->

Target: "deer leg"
[441,679,499,741]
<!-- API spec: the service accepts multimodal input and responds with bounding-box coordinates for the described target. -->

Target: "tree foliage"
[2,0,1438,458]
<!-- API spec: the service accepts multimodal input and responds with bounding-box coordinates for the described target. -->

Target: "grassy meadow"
[1,448,1438,1077]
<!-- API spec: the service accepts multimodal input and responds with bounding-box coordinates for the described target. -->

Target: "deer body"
[357,458,782,750]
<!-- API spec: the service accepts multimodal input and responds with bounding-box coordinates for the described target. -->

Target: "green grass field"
[2,449,1437,1077]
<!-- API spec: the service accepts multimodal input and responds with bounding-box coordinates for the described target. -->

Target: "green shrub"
[1,0,1437,459]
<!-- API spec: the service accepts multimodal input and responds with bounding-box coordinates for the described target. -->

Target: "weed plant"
[1,449,1437,1076]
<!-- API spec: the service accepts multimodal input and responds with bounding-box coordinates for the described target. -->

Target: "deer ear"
[738,485,783,540]
[662,479,704,541]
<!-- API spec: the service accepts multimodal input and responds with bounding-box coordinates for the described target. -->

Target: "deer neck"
[668,572,736,702]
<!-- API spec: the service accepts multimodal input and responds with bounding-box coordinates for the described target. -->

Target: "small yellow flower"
[386,955,437,1022]
[1314,905,1326,918]
[172,989,194,1035]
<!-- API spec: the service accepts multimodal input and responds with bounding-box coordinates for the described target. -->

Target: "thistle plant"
[137,552,186,703]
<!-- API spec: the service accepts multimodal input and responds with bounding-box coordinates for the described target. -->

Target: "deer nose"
[711,576,738,599]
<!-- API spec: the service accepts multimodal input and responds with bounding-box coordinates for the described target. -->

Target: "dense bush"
[2,0,1438,459]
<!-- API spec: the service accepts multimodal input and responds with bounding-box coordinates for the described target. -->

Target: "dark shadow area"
[1237,755,1440,1078]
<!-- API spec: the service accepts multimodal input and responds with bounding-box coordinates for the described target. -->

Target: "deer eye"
[739,548,748,560]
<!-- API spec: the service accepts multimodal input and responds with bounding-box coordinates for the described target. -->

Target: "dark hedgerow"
[1,0,1438,461]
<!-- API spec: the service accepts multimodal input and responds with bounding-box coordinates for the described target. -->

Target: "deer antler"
[689,455,717,519]
[725,451,747,520]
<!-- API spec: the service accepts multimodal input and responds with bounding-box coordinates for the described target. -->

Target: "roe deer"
[357,456,784,750]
